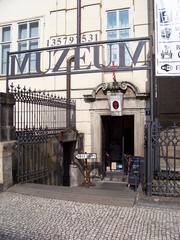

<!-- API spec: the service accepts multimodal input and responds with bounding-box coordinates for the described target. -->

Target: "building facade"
[0,0,151,179]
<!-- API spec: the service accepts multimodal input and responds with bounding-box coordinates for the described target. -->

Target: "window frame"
[106,9,130,33]
[106,8,130,65]
[17,20,39,73]
[0,25,11,75]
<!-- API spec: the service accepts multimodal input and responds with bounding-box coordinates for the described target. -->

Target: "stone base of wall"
[0,141,16,191]
[70,164,84,187]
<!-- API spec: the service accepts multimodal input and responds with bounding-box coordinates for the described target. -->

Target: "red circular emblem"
[112,100,119,109]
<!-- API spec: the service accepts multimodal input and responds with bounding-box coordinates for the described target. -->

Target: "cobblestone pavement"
[0,192,179,240]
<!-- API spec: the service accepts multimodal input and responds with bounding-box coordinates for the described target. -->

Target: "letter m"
[10,53,30,76]
[127,40,146,66]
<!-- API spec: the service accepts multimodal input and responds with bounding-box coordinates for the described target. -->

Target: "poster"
[155,0,180,76]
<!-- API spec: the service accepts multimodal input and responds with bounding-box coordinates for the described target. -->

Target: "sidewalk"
[0,184,179,240]
[6,182,180,209]
[136,188,180,209]
[7,182,137,207]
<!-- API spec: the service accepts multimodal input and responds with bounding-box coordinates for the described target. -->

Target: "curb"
[136,185,180,209]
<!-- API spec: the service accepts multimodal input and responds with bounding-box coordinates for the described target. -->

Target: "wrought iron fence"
[9,83,76,183]
[9,83,76,132]
[145,121,180,197]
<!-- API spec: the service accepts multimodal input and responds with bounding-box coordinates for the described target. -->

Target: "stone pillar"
[0,93,15,141]
[70,164,83,187]
[0,141,16,190]
[0,93,16,190]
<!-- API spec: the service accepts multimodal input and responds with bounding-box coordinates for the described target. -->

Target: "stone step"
[104,171,128,183]
[103,177,128,182]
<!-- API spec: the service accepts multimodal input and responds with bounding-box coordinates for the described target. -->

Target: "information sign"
[75,153,97,159]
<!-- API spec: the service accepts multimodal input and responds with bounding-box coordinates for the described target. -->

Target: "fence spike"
[12,84,76,163]
[10,82,14,92]
[17,84,21,92]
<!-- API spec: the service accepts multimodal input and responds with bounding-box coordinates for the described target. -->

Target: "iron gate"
[10,84,76,183]
[145,121,180,196]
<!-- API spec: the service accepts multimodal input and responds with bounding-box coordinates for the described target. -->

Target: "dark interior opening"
[63,142,74,186]
[101,115,134,174]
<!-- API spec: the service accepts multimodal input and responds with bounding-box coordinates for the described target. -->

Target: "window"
[18,21,39,72]
[1,26,11,75]
[106,9,130,65]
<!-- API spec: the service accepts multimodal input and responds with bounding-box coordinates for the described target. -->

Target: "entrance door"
[101,115,134,174]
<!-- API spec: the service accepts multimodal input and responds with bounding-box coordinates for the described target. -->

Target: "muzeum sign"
[7,37,151,82]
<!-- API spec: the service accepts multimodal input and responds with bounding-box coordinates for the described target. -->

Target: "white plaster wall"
[82,4,101,32]
[0,0,54,23]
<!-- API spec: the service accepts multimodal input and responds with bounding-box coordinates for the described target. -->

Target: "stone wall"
[0,141,16,190]
[0,93,15,141]
[0,93,15,190]
[46,136,64,185]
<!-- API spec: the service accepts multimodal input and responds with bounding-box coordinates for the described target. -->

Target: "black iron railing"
[9,83,76,132]
[9,83,76,183]
[145,121,180,197]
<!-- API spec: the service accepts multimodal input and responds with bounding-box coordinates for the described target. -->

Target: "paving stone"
[0,192,179,240]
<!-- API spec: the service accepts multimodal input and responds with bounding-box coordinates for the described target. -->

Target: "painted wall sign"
[155,0,180,76]
[47,32,99,47]
[7,38,150,80]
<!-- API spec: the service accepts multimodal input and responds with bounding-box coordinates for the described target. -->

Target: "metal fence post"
[146,36,154,196]
[146,122,152,196]
[66,57,74,128]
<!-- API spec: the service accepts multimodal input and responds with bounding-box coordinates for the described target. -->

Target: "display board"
[155,0,180,76]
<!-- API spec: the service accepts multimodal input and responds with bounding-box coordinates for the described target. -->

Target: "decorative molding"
[102,81,128,94]
[84,81,149,102]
